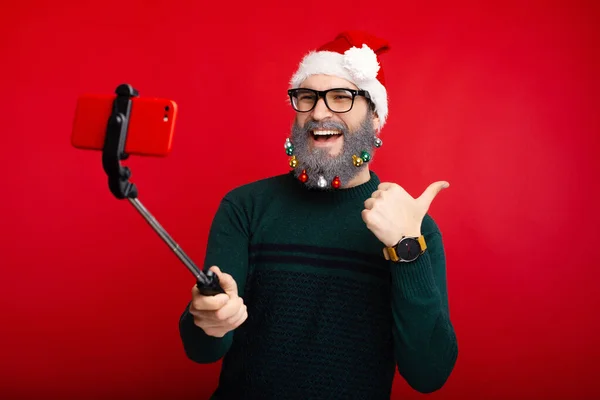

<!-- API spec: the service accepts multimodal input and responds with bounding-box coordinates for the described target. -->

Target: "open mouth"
[310,129,343,142]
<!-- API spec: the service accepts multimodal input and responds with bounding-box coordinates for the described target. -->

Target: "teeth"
[312,130,341,136]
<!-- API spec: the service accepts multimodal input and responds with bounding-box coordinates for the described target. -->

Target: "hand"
[362,181,449,247]
[188,266,248,338]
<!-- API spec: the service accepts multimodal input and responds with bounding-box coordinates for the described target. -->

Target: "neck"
[343,167,372,189]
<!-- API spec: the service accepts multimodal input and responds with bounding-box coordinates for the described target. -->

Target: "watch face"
[397,238,421,261]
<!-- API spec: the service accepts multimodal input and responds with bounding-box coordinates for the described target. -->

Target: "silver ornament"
[284,138,293,149]
[374,137,383,148]
[317,175,327,188]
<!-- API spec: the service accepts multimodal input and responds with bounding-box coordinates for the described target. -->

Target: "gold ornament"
[289,155,298,168]
[352,154,363,167]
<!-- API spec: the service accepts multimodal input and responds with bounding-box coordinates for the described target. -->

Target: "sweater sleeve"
[390,228,458,393]
[178,196,251,364]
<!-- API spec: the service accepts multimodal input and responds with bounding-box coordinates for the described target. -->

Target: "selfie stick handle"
[101,83,224,296]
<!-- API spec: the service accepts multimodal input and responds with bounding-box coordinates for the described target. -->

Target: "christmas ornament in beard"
[289,111,377,190]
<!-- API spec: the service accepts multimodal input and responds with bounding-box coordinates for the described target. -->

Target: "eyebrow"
[297,87,356,91]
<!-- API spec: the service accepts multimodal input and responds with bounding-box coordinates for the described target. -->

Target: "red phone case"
[71,94,177,157]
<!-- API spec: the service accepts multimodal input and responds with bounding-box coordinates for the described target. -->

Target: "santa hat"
[289,30,391,127]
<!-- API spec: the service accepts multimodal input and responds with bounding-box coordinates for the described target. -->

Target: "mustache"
[301,119,348,135]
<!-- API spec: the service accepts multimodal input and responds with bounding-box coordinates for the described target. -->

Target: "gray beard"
[290,112,377,190]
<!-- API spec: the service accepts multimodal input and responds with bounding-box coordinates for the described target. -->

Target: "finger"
[417,181,450,210]
[213,297,244,322]
[209,266,239,298]
[189,309,222,327]
[364,198,376,210]
[361,209,370,224]
[379,182,412,199]
[227,302,247,327]
[371,190,384,199]
[194,319,223,330]
[190,302,235,322]
[192,301,246,329]
[229,304,248,329]
[191,292,229,311]
[378,182,396,191]
[361,208,383,231]
[190,297,240,321]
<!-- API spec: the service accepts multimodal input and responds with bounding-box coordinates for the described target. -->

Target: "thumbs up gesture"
[362,181,449,247]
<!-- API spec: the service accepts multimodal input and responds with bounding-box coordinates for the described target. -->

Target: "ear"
[372,111,381,133]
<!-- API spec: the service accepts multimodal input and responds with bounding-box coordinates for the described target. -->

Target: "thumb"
[209,266,239,297]
[418,181,449,210]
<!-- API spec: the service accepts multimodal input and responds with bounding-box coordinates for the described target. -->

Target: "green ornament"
[360,151,371,162]
[286,146,294,156]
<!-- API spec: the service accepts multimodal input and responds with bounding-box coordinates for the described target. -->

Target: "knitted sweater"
[179,171,458,400]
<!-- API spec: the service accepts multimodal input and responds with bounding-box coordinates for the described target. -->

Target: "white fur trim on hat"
[289,46,388,127]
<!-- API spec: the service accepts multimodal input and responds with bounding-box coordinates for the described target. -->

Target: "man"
[179,30,458,399]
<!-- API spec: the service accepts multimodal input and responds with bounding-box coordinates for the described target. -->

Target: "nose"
[311,97,333,121]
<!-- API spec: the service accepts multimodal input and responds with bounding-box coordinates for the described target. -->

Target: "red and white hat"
[289,30,391,127]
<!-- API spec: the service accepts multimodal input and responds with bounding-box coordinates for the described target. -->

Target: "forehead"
[298,74,359,91]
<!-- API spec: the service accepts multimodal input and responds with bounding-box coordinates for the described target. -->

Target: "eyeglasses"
[287,88,371,113]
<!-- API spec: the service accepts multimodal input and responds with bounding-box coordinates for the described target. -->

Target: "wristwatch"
[383,235,427,263]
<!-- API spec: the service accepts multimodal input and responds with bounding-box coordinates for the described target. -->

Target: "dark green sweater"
[179,171,458,399]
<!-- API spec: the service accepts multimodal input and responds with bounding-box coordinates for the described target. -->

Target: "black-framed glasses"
[287,88,371,113]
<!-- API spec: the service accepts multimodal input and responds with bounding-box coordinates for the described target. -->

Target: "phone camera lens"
[164,106,170,111]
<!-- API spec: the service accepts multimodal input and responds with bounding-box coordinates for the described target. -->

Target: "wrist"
[385,231,421,247]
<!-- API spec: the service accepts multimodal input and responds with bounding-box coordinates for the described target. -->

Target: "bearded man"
[178,31,458,400]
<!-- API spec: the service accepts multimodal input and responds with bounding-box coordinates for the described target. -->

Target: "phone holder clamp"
[102,83,139,200]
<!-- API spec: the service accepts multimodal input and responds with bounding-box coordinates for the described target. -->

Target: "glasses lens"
[291,89,317,112]
[325,89,354,112]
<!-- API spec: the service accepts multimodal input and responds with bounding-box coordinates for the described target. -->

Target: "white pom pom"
[342,44,380,82]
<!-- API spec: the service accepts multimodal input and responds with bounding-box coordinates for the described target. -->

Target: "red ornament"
[332,176,341,188]
[299,169,308,183]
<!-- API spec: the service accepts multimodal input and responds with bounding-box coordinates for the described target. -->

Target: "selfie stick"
[100,83,224,296]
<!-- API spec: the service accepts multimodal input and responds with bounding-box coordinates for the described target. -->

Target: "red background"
[1,1,599,399]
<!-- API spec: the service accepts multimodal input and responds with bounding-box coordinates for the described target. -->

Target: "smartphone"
[71,93,178,157]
